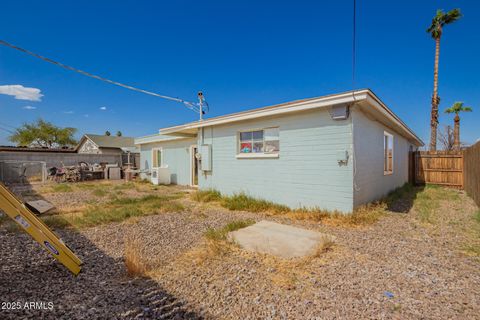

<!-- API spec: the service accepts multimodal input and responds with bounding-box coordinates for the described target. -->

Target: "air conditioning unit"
[151,166,171,185]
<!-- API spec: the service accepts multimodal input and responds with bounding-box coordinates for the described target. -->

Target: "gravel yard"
[1,182,479,319]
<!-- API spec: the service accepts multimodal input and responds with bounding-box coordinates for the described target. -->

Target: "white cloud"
[0,85,43,101]
[63,111,74,114]
[22,105,37,110]
[99,106,107,111]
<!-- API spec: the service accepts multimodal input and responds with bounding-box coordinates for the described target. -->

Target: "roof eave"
[160,90,370,135]
[157,89,423,147]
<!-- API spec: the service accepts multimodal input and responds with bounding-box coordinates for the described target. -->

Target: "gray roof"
[83,134,135,149]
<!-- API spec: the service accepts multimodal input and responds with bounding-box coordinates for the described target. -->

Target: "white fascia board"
[365,94,424,146]
[134,135,193,145]
[157,89,423,147]
[160,90,369,134]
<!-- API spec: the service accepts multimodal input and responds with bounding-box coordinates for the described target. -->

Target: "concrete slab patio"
[228,220,333,258]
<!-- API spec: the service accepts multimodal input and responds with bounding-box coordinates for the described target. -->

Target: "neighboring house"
[77,134,137,155]
[135,89,423,213]
[0,146,123,183]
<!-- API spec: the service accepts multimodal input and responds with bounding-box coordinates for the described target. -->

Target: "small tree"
[9,119,77,148]
[105,131,111,136]
[438,125,455,151]
[116,131,122,137]
[444,102,472,150]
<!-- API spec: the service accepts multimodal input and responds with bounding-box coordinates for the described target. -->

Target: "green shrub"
[42,215,72,229]
[204,219,255,241]
[474,210,480,224]
[76,183,98,190]
[92,188,108,197]
[191,189,222,202]
[51,184,73,193]
[221,193,289,214]
[414,184,460,223]
[113,182,136,190]
[45,194,185,229]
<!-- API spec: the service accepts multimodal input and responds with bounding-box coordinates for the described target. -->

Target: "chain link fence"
[0,161,47,184]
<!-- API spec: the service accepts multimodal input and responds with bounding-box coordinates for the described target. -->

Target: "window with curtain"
[238,127,279,154]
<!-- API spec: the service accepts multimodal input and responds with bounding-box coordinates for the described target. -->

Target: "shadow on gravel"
[386,184,425,213]
[0,183,202,320]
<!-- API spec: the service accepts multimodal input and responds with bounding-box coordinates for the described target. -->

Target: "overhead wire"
[351,0,361,192]
[0,121,17,129]
[0,39,200,113]
[0,126,14,134]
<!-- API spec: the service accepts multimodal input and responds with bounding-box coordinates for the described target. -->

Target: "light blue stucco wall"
[138,137,196,185]
[352,107,415,207]
[197,108,354,212]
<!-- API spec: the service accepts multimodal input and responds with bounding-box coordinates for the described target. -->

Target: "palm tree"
[427,8,462,151]
[444,102,472,150]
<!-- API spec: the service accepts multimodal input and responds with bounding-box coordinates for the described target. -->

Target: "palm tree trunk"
[430,37,441,151]
[453,114,460,150]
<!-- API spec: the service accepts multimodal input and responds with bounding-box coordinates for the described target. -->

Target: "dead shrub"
[311,235,335,258]
[124,233,149,277]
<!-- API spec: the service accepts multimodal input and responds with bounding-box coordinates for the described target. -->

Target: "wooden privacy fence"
[413,151,464,188]
[464,142,480,206]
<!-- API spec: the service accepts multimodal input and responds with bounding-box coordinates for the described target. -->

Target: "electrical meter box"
[200,144,212,171]
[336,150,349,164]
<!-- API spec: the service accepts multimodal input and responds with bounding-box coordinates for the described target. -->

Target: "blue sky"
[0,0,479,146]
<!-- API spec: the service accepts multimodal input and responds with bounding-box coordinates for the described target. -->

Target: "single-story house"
[77,134,140,167]
[135,89,423,213]
[77,134,137,155]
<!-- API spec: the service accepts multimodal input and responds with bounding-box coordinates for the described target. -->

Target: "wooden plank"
[414,151,464,188]
[422,169,463,172]
[464,142,480,206]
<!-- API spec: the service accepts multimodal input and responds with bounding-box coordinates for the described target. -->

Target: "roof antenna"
[197,91,209,121]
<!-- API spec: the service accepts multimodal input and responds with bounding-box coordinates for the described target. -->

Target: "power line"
[0,121,16,129]
[0,126,14,134]
[0,39,201,113]
[352,0,356,90]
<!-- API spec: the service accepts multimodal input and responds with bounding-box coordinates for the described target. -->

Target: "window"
[384,132,393,175]
[238,127,279,156]
[152,148,163,167]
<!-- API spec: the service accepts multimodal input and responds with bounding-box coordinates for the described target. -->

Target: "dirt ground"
[0,181,479,319]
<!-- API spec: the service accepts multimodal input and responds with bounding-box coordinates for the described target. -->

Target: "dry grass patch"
[311,235,335,258]
[191,189,221,202]
[92,188,108,197]
[221,193,290,214]
[463,209,480,258]
[34,194,185,230]
[70,195,184,228]
[178,220,256,266]
[256,237,337,290]
[413,184,460,223]
[183,240,234,266]
[204,219,255,241]
[48,183,73,193]
[75,183,96,190]
[124,233,150,277]
[191,188,392,226]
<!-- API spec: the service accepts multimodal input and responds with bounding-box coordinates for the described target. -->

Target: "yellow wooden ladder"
[0,183,82,275]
